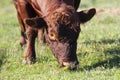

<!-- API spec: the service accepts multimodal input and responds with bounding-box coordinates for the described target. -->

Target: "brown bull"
[13,0,96,69]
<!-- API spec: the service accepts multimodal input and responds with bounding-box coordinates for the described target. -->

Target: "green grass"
[81,0,120,8]
[0,0,120,80]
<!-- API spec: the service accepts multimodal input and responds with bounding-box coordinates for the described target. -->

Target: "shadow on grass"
[79,56,120,71]
[77,39,120,71]
[83,38,120,45]
[104,46,120,55]
[37,56,50,63]
[0,48,7,71]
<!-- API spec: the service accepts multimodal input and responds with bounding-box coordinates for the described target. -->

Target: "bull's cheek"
[48,44,64,66]
[47,42,59,59]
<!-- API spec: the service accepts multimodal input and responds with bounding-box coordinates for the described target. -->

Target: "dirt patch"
[96,8,120,15]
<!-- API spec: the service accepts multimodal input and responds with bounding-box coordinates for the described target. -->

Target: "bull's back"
[28,0,80,16]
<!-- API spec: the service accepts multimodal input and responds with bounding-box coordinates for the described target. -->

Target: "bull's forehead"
[47,12,73,25]
[45,4,75,22]
[47,12,80,36]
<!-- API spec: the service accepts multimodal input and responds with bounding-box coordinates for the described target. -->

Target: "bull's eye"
[50,33,54,37]
[49,32,56,41]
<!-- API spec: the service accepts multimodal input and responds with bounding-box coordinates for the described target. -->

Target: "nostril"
[74,61,79,66]
[70,61,78,69]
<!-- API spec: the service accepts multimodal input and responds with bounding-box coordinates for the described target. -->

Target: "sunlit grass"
[0,0,120,80]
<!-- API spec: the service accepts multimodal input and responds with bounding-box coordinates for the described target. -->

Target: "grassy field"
[0,0,120,80]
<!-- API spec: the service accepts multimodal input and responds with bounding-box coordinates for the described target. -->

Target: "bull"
[13,0,96,69]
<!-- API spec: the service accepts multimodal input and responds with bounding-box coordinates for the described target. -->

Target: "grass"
[0,0,120,80]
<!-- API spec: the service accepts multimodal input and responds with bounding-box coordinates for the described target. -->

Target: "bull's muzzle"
[63,61,79,70]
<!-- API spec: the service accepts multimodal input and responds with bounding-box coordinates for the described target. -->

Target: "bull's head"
[25,6,96,69]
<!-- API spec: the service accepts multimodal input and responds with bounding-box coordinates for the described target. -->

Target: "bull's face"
[47,24,80,69]
[25,8,96,69]
[45,9,80,69]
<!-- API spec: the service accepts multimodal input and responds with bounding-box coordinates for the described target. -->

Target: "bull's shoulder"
[27,0,43,17]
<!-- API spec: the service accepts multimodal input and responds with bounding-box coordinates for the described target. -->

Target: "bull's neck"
[43,3,60,18]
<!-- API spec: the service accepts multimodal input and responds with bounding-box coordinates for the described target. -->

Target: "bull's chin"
[62,61,78,70]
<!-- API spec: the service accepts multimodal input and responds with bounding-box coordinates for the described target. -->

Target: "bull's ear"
[77,8,96,23]
[24,17,46,28]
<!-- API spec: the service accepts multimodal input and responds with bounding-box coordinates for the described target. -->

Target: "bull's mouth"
[61,61,79,70]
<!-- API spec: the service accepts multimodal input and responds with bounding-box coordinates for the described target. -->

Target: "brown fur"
[13,0,96,68]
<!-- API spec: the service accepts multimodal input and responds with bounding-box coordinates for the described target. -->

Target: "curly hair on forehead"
[47,5,75,26]
[52,12,72,25]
